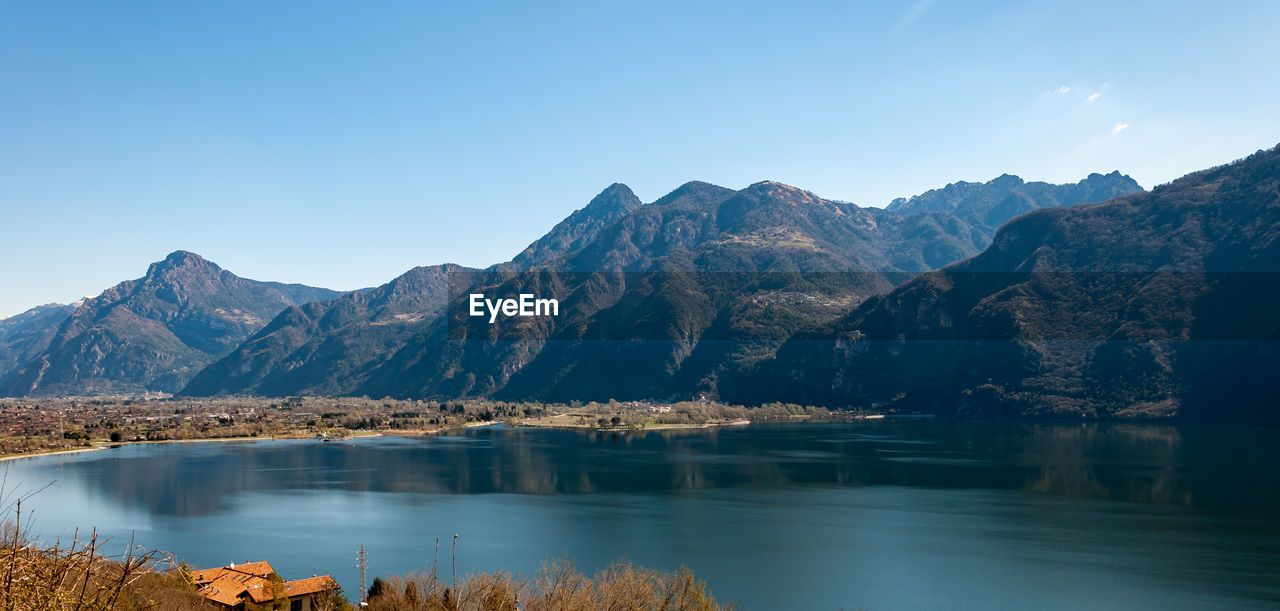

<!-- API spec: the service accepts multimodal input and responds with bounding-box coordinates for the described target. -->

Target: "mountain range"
[733,145,1280,422]
[885,171,1140,229]
[180,172,1138,400]
[21,155,1274,421]
[0,252,341,395]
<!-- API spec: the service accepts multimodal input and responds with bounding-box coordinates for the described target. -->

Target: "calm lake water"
[5,421,1279,609]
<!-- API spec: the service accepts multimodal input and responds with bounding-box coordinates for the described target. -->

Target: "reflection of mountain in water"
[62,423,1280,518]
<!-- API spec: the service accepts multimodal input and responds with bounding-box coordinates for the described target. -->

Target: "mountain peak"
[147,250,215,276]
[508,183,645,268]
[1,251,340,396]
[1080,170,1140,188]
[583,183,642,216]
[165,249,205,264]
[885,171,1142,220]
[748,180,807,192]
[597,182,635,197]
[657,181,732,204]
[675,180,719,191]
[742,181,830,207]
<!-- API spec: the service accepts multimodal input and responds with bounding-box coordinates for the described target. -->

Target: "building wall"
[247,595,312,611]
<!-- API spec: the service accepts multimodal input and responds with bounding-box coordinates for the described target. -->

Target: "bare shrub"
[367,557,726,611]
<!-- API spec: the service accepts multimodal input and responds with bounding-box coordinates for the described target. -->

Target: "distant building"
[190,560,339,611]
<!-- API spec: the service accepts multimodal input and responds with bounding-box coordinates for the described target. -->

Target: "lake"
[5,421,1279,609]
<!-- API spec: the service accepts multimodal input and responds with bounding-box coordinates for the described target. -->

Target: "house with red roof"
[190,560,340,611]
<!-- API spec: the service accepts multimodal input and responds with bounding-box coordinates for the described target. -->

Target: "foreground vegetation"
[0,523,721,610]
[0,543,206,610]
[0,486,205,610]
[367,558,726,611]
[0,529,351,611]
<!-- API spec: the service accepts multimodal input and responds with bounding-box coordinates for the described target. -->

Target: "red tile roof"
[192,560,275,584]
[245,575,340,603]
[191,560,337,607]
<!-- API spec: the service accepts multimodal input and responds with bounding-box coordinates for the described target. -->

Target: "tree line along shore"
[0,396,864,459]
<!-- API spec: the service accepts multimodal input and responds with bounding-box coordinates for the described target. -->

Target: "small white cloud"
[1112,122,1130,134]
[1086,93,1100,103]
[1053,86,1072,94]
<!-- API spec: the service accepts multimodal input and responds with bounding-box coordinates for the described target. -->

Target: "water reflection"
[8,422,1280,609]
[27,422,1280,518]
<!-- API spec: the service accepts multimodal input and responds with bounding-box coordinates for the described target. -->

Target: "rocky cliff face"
[0,302,76,381]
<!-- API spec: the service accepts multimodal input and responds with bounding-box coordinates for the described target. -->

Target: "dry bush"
[367,558,726,611]
[0,476,205,611]
[525,558,593,610]
[457,570,522,610]
[0,526,204,610]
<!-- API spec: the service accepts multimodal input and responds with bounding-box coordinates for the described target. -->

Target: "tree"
[313,588,354,611]
[267,572,288,607]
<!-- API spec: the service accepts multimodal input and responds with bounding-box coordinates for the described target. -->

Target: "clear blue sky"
[3,1,1279,317]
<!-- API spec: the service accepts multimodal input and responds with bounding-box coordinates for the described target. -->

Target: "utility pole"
[357,544,368,605]
[432,536,440,580]
[452,534,459,594]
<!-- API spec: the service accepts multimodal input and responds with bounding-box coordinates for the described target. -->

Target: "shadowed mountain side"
[181,264,474,396]
[182,172,1143,400]
[733,145,1280,422]
[346,178,980,402]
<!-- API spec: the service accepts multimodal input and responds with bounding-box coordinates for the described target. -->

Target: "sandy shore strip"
[516,417,751,431]
[0,432,383,462]
[1,421,513,461]
[0,446,108,462]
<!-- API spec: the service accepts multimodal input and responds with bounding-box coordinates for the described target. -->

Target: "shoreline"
[0,421,509,462]
[0,431,387,463]
[0,435,287,463]
[0,446,106,463]
[514,417,752,432]
[384,420,502,437]
[0,418,907,461]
